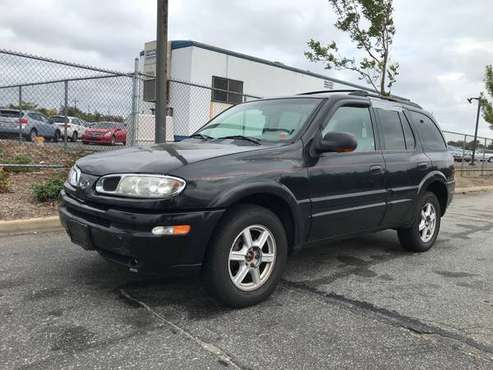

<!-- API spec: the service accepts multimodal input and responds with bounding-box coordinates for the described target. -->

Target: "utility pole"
[467,96,481,165]
[155,0,168,143]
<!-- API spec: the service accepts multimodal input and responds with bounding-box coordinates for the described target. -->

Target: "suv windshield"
[195,98,321,142]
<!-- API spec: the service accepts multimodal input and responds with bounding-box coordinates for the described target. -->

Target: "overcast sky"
[0,0,492,137]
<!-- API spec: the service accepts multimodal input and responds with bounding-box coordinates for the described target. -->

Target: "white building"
[139,40,368,140]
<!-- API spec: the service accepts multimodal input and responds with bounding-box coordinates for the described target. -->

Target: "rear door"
[374,104,429,227]
[406,110,453,181]
[308,101,387,241]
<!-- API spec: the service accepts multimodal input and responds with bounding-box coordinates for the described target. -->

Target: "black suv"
[59,90,455,307]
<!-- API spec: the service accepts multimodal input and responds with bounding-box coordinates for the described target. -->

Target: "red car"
[82,122,127,146]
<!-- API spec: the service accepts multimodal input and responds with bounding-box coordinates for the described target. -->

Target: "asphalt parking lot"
[0,192,492,369]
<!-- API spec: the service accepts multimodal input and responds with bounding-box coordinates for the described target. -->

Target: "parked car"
[448,147,463,162]
[81,122,127,145]
[59,90,455,308]
[0,108,61,142]
[50,116,87,142]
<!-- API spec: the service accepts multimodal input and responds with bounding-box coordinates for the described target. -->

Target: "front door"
[308,104,387,241]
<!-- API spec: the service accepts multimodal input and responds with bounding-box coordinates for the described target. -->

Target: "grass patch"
[0,168,10,193]
[4,154,33,173]
[32,174,65,202]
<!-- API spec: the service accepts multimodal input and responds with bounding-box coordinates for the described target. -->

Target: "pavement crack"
[282,280,493,356]
[119,289,244,369]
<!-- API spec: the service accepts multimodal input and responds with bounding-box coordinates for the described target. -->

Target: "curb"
[0,216,62,236]
[454,186,493,194]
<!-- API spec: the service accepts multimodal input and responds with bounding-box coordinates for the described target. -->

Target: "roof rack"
[299,89,422,109]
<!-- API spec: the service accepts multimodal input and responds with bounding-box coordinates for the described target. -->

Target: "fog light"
[152,225,191,236]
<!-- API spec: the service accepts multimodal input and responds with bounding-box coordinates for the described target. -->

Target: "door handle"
[417,162,429,170]
[369,165,384,175]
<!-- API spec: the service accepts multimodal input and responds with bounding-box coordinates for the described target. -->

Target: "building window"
[212,76,244,105]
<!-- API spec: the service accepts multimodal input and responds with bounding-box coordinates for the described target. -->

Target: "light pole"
[467,96,481,165]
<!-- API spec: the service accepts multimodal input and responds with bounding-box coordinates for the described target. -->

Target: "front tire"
[202,204,288,308]
[398,192,441,252]
[71,131,78,142]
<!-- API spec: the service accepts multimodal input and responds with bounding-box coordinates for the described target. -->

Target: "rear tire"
[52,130,61,142]
[29,129,37,142]
[202,204,288,308]
[110,135,116,146]
[71,131,78,142]
[398,191,441,252]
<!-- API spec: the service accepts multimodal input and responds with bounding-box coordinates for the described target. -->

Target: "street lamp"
[467,96,481,165]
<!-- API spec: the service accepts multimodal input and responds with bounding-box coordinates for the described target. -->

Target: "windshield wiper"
[190,133,213,140]
[214,135,261,145]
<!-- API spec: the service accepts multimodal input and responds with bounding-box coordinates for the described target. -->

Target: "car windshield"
[195,98,321,142]
[0,109,21,117]
[50,116,68,123]
[93,122,119,129]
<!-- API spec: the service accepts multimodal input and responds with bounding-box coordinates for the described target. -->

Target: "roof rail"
[299,89,422,109]
[298,89,367,96]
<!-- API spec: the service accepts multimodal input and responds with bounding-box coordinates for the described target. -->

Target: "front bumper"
[59,190,225,274]
[82,136,111,144]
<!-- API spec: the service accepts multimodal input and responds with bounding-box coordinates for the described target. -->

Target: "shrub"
[5,154,33,173]
[0,168,10,193]
[32,175,65,203]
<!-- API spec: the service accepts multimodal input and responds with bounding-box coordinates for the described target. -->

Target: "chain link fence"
[442,130,493,177]
[3,49,492,177]
[0,49,262,169]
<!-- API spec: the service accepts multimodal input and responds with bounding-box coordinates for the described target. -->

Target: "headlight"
[68,166,81,187]
[95,174,186,199]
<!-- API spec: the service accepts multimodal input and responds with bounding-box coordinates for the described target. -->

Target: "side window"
[28,113,38,121]
[322,106,375,152]
[399,113,416,150]
[409,111,446,151]
[376,109,406,151]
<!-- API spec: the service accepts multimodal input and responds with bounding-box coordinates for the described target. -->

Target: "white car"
[49,116,87,142]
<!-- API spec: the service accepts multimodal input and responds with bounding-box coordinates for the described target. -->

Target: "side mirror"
[314,132,357,154]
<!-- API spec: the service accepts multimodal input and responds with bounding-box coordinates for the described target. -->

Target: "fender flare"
[417,171,447,195]
[417,171,449,214]
[210,181,306,248]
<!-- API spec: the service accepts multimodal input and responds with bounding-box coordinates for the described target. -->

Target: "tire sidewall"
[412,192,441,251]
[204,205,288,307]
[29,129,37,141]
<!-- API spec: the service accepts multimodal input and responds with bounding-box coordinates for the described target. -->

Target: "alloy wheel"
[228,225,276,292]
[418,202,437,243]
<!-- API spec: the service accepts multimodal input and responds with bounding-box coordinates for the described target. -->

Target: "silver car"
[0,109,61,142]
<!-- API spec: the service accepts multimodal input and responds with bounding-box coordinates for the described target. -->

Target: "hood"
[76,140,266,176]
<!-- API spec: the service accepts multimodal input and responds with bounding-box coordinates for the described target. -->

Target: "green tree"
[305,0,399,95]
[482,65,493,128]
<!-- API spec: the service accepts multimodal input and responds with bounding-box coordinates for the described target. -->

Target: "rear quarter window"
[408,111,446,151]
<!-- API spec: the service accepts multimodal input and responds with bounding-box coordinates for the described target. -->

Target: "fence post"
[481,137,487,176]
[63,80,68,149]
[18,85,23,142]
[130,57,139,146]
[461,134,466,174]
